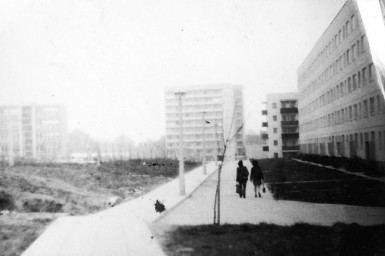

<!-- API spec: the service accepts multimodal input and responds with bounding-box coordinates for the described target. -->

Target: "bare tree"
[213,106,244,225]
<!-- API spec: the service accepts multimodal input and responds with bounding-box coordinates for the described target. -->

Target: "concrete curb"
[153,164,219,223]
[293,158,385,184]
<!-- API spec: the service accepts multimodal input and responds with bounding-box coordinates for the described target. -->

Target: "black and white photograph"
[1,0,385,255]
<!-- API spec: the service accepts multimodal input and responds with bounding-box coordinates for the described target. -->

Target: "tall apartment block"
[0,104,68,161]
[297,1,385,164]
[165,84,245,161]
[261,93,299,158]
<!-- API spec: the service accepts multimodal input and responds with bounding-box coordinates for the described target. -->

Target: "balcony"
[281,133,299,139]
[262,122,268,127]
[280,107,298,114]
[282,145,300,151]
[261,110,267,115]
[262,146,269,151]
[262,133,268,140]
[281,120,298,126]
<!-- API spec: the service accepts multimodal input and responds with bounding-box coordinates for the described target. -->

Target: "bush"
[0,191,14,211]
[22,198,63,213]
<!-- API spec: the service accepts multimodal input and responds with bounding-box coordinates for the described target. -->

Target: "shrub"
[22,198,63,213]
[0,191,14,211]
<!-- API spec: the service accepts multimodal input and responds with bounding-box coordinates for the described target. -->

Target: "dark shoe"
[255,194,257,198]
[258,193,261,197]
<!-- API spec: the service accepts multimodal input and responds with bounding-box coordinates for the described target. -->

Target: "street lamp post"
[175,91,186,195]
[202,112,207,175]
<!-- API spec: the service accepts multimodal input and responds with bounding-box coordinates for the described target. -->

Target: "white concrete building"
[165,84,245,161]
[297,0,385,165]
[0,104,67,161]
[261,93,299,158]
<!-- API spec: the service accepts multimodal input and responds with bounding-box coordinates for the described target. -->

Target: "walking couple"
[236,159,264,198]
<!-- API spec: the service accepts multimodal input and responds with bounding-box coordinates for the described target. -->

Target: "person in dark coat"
[250,160,264,197]
[236,160,249,198]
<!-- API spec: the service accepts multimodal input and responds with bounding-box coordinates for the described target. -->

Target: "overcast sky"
[0,0,346,144]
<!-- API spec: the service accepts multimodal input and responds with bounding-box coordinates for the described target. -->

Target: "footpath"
[22,162,218,256]
[157,160,385,226]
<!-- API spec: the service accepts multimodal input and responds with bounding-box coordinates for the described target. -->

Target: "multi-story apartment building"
[0,104,67,161]
[165,84,245,161]
[261,93,299,158]
[297,1,385,165]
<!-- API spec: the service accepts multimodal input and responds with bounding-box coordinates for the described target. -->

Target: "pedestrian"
[236,160,249,198]
[250,160,264,198]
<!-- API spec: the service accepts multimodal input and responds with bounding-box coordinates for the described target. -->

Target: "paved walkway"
[22,163,218,256]
[157,161,385,226]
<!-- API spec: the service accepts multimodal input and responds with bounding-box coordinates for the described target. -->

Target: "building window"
[361,35,366,52]
[349,106,353,121]
[369,63,374,81]
[272,103,277,109]
[357,71,361,88]
[352,44,356,60]
[370,97,375,116]
[363,100,368,117]
[273,128,278,133]
[274,140,278,146]
[377,95,382,114]
[358,102,362,119]
[352,74,357,90]
[362,67,367,85]
[273,115,277,121]
[354,104,357,119]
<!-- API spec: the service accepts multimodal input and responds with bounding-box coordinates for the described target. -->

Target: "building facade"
[261,93,299,158]
[245,133,268,159]
[0,104,67,161]
[165,84,245,161]
[297,1,385,164]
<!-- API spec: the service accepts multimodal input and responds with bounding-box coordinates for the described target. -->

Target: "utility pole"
[175,91,186,195]
[7,118,14,167]
[202,112,207,175]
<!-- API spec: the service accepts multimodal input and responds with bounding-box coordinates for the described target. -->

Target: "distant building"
[245,133,267,159]
[297,1,385,164]
[261,93,299,158]
[165,84,245,161]
[0,104,67,161]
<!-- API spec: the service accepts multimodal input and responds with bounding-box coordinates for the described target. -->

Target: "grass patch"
[0,158,201,256]
[0,216,52,256]
[162,223,385,256]
[258,159,385,207]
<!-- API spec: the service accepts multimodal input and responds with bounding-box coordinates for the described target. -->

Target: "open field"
[0,159,200,256]
[258,159,385,207]
[161,223,385,256]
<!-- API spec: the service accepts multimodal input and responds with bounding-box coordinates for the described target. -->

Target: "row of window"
[302,129,385,153]
[166,96,223,103]
[166,118,223,125]
[301,34,367,100]
[165,104,222,111]
[300,13,358,83]
[300,62,375,115]
[166,111,223,119]
[300,93,385,132]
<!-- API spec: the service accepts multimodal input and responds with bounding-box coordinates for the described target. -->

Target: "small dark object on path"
[155,199,166,213]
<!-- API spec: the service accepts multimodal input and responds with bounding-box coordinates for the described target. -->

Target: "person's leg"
[243,181,247,198]
[253,183,257,197]
[257,185,261,197]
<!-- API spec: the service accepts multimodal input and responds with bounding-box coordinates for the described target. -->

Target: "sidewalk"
[22,162,218,256]
[157,160,385,226]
